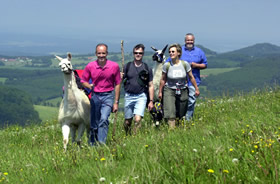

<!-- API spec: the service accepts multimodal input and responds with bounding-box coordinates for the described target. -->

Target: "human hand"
[112,103,118,113]
[148,101,154,111]
[195,89,200,97]
[90,84,94,90]
[158,92,162,100]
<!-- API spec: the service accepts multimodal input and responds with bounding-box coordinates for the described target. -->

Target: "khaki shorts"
[163,86,189,119]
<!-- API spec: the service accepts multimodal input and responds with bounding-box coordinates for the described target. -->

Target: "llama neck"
[63,73,77,97]
[153,62,163,76]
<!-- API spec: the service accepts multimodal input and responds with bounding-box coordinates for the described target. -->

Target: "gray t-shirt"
[162,60,191,89]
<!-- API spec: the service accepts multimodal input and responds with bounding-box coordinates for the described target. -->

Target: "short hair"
[133,44,145,52]
[169,43,182,58]
[95,43,108,54]
[185,33,195,41]
[186,33,194,37]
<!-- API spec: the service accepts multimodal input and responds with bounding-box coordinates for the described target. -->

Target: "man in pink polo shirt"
[81,43,121,145]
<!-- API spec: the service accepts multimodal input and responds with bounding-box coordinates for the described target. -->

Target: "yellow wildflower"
[229,148,233,152]
[3,173,8,176]
[223,170,229,173]
[100,157,106,161]
[208,169,214,173]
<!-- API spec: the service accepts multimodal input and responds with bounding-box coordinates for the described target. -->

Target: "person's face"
[133,48,144,61]
[169,47,180,60]
[96,45,108,62]
[185,35,195,50]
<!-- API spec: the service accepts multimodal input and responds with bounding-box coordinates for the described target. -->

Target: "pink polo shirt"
[81,60,121,92]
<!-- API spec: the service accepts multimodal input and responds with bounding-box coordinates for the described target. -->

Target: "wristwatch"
[115,101,119,104]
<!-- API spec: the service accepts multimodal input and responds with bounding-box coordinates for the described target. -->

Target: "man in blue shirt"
[166,33,207,120]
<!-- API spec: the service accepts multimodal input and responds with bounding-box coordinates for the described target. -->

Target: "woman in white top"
[158,43,200,128]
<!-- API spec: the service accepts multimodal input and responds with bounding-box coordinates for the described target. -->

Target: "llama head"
[56,53,73,74]
[151,44,168,63]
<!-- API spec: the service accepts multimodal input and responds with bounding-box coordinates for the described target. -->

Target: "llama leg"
[70,125,77,143]
[62,124,70,150]
[76,124,86,146]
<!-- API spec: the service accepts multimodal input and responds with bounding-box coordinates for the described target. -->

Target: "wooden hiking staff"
[112,40,124,141]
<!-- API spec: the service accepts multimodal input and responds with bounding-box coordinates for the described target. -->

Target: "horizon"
[1,0,280,56]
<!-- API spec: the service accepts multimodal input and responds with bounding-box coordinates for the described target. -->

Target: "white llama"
[56,53,90,150]
[151,44,168,101]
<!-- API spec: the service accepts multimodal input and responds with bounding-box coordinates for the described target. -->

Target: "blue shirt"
[166,45,207,86]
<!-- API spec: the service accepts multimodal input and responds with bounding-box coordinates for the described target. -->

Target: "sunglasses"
[134,52,143,55]
[169,50,176,53]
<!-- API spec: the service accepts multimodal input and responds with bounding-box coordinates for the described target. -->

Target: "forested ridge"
[0,85,41,126]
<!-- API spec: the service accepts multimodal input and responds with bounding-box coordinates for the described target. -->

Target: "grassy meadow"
[200,67,240,76]
[34,105,59,122]
[0,78,7,83]
[1,87,280,183]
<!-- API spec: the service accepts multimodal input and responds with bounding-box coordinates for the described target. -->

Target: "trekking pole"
[112,40,124,141]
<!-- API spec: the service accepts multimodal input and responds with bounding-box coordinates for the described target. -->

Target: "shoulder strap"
[181,60,187,71]
[124,62,132,77]
[143,62,149,71]
[166,62,171,74]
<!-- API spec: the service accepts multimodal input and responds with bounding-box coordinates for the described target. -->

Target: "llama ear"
[162,44,168,54]
[67,52,72,61]
[55,55,63,61]
[151,46,158,52]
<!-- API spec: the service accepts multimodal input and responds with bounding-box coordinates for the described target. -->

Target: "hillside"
[203,55,280,96]
[0,85,41,126]
[224,43,280,57]
[0,69,63,104]
[0,87,279,183]
[207,43,280,68]
[196,44,217,56]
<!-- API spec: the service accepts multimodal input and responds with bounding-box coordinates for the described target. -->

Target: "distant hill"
[224,43,280,57]
[204,54,280,96]
[207,43,280,68]
[196,44,217,56]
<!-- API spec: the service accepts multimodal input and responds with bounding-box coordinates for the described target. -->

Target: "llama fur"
[56,53,90,150]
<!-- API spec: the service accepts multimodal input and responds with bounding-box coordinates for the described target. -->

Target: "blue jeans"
[186,85,196,121]
[90,91,113,145]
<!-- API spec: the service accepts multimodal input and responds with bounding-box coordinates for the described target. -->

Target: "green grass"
[43,97,62,107]
[34,105,59,122]
[201,67,240,76]
[1,86,280,183]
[0,77,7,83]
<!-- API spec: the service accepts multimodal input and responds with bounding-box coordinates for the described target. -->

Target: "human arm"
[158,72,167,100]
[191,62,207,69]
[112,83,121,113]
[191,50,207,70]
[147,81,154,111]
[82,82,93,90]
[187,70,200,97]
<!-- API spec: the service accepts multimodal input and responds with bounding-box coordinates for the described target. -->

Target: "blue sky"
[1,0,280,54]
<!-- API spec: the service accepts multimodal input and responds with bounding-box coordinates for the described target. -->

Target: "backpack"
[73,70,92,99]
[124,62,151,106]
[124,62,149,88]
